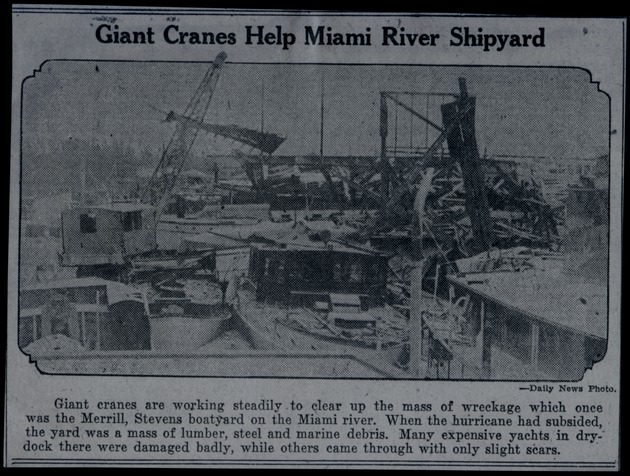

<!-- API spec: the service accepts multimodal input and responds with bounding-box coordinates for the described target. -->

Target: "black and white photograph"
[7,7,623,470]
[18,58,610,380]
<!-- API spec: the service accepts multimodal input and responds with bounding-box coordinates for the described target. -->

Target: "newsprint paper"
[7,6,624,470]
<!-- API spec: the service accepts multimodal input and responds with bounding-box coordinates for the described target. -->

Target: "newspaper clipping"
[7,6,624,470]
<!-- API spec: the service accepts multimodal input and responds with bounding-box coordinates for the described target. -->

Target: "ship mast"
[320,69,325,158]
[261,77,265,134]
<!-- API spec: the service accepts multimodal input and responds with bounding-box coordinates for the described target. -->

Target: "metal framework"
[141,52,227,218]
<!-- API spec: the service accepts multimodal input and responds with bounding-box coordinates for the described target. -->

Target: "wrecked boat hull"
[149,308,232,351]
[233,291,406,371]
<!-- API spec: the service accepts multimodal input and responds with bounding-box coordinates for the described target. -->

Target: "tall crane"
[141,52,227,219]
[60,52,237,279]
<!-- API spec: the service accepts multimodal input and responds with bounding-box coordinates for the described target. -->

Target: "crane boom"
[141,52,227,217]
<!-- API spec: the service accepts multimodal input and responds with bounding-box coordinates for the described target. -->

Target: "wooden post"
[273,311,277,348]
[380,93,390,207]
[95,290,101,351]
[433,264,440,311]
[481,300,492,378]
[80,311,86,347]
[531,321,540,372]
[409,261,424,377]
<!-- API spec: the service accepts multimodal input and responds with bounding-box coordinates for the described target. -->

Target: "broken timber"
[441,78,495,253]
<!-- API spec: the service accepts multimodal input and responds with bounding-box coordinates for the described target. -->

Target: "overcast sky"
[22,61,609,161]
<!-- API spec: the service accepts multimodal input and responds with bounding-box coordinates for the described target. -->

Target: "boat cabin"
[328,293,376,329]
[249,242,388,305]
[19,277,151,352]
[60,203,157,267]
[438,271,607,380]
